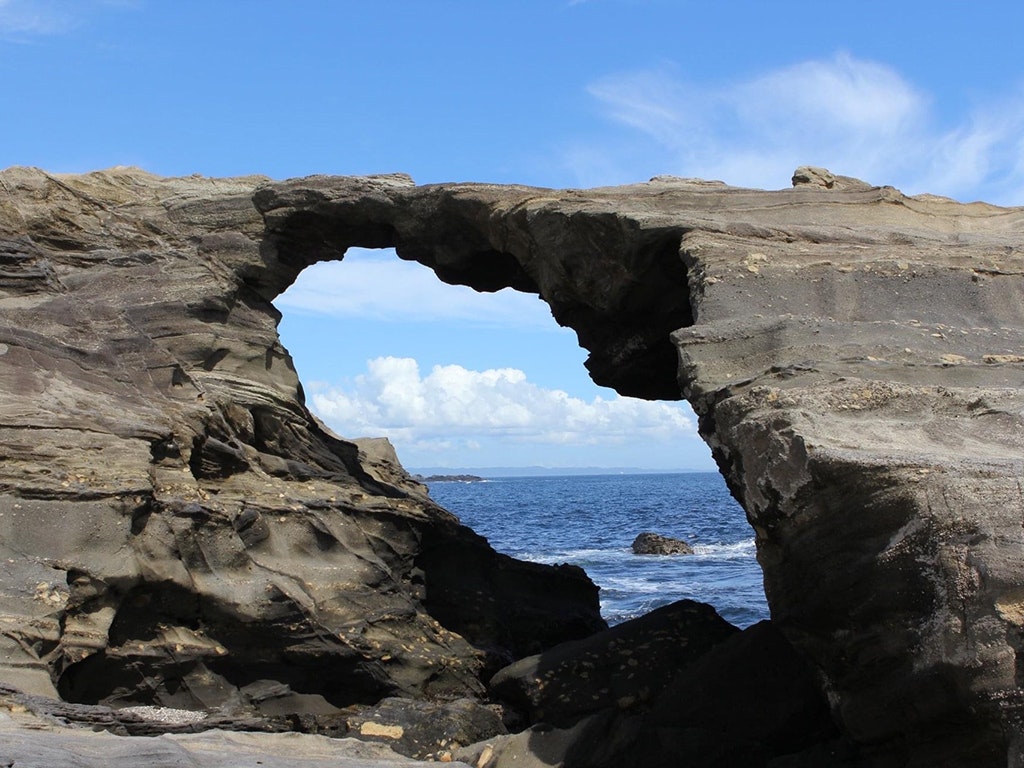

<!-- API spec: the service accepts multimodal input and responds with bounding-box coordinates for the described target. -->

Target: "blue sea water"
[427,472,769,628]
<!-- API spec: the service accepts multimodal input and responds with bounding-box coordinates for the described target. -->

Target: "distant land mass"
[407,466,706,478]
[413,474,486,483]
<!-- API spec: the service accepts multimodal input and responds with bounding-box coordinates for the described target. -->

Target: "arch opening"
[273,246,712,473]
[272,247,768,627]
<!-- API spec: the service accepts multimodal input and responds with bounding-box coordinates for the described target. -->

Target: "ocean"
[426,472,769,629]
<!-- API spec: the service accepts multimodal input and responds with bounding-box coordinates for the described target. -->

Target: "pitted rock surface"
[630,532,694,555]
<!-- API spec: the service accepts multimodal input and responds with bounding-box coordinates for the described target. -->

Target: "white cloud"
[734,54,925,135]
[0,0,140,40]
[578,53,1024,205]
[0,0,73,35]
[0,0,139,39]
[309,356,696,452]
[275,248,559,331]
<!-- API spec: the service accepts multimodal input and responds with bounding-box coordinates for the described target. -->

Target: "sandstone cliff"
[0,165,1022,763]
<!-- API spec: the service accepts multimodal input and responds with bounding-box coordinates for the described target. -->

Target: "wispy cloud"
[0,0,74,35]
[576,53,1024,205]
[309,356,696,451]
[0,0,138,40]
[275,248,561,331]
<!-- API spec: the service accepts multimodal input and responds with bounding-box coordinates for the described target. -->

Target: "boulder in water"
[631,532,694,555]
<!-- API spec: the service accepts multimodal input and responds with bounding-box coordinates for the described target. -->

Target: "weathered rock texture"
[469,619,835,768]
[489,599,737,728]
[1,165,1023,763]
[254,170,1024,763]
[0,167,604,722]
[0,707,443,768]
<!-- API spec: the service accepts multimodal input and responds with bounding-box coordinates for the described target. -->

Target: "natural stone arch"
[0,166,1022,762]
[252,174,695,402]
[254,172,1024,761]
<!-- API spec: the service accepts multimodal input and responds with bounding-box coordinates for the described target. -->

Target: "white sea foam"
[428,473,770,627]
[516,540,757,568]
[691,539,757,558]
[600,575,665,593]
[515,547,623,564]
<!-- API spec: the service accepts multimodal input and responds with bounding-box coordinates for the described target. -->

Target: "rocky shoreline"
[0,603,838,767]
[0,166,1021,764]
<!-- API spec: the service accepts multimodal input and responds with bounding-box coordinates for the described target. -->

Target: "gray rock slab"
[0,712,471,768]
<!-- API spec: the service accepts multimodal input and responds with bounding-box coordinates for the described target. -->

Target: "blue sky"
[4,1,1023,470]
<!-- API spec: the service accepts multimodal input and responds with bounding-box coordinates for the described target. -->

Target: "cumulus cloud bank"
[310,356,695,451]
[580,52,1024,205]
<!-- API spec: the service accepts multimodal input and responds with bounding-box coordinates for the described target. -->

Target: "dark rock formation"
[2,164,1023,764]
[630,531,694,555]
[461,620,835,768]
[488,600,737,728]
[341,696,505,760]
[561,621,837,767]
[0,167,604,722]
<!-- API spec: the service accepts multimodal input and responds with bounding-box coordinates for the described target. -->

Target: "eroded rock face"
[0,167,604,716]
[2,165,1023,762]
[254,172,1024,761]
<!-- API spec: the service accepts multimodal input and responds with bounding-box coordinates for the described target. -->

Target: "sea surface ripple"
[427,472,769,628]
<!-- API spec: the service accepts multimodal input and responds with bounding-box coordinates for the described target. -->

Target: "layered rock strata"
[0,167,604,720]
[1,165,1022,763]
[255,170,1024,762]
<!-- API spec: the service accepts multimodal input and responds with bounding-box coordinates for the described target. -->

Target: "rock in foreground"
[463,619,835,768]
[0,708,445,768]
[489,600,737,728]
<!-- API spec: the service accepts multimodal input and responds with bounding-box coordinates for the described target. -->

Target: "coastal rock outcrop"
[255,171,1024,763]
[465,619,835,768]
[1,164,1023,764]
[488,600,737,728]
[0,167,604,723]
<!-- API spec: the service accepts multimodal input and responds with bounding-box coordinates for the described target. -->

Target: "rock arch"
[0,166,1022,761]
[254,172,1024,759]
